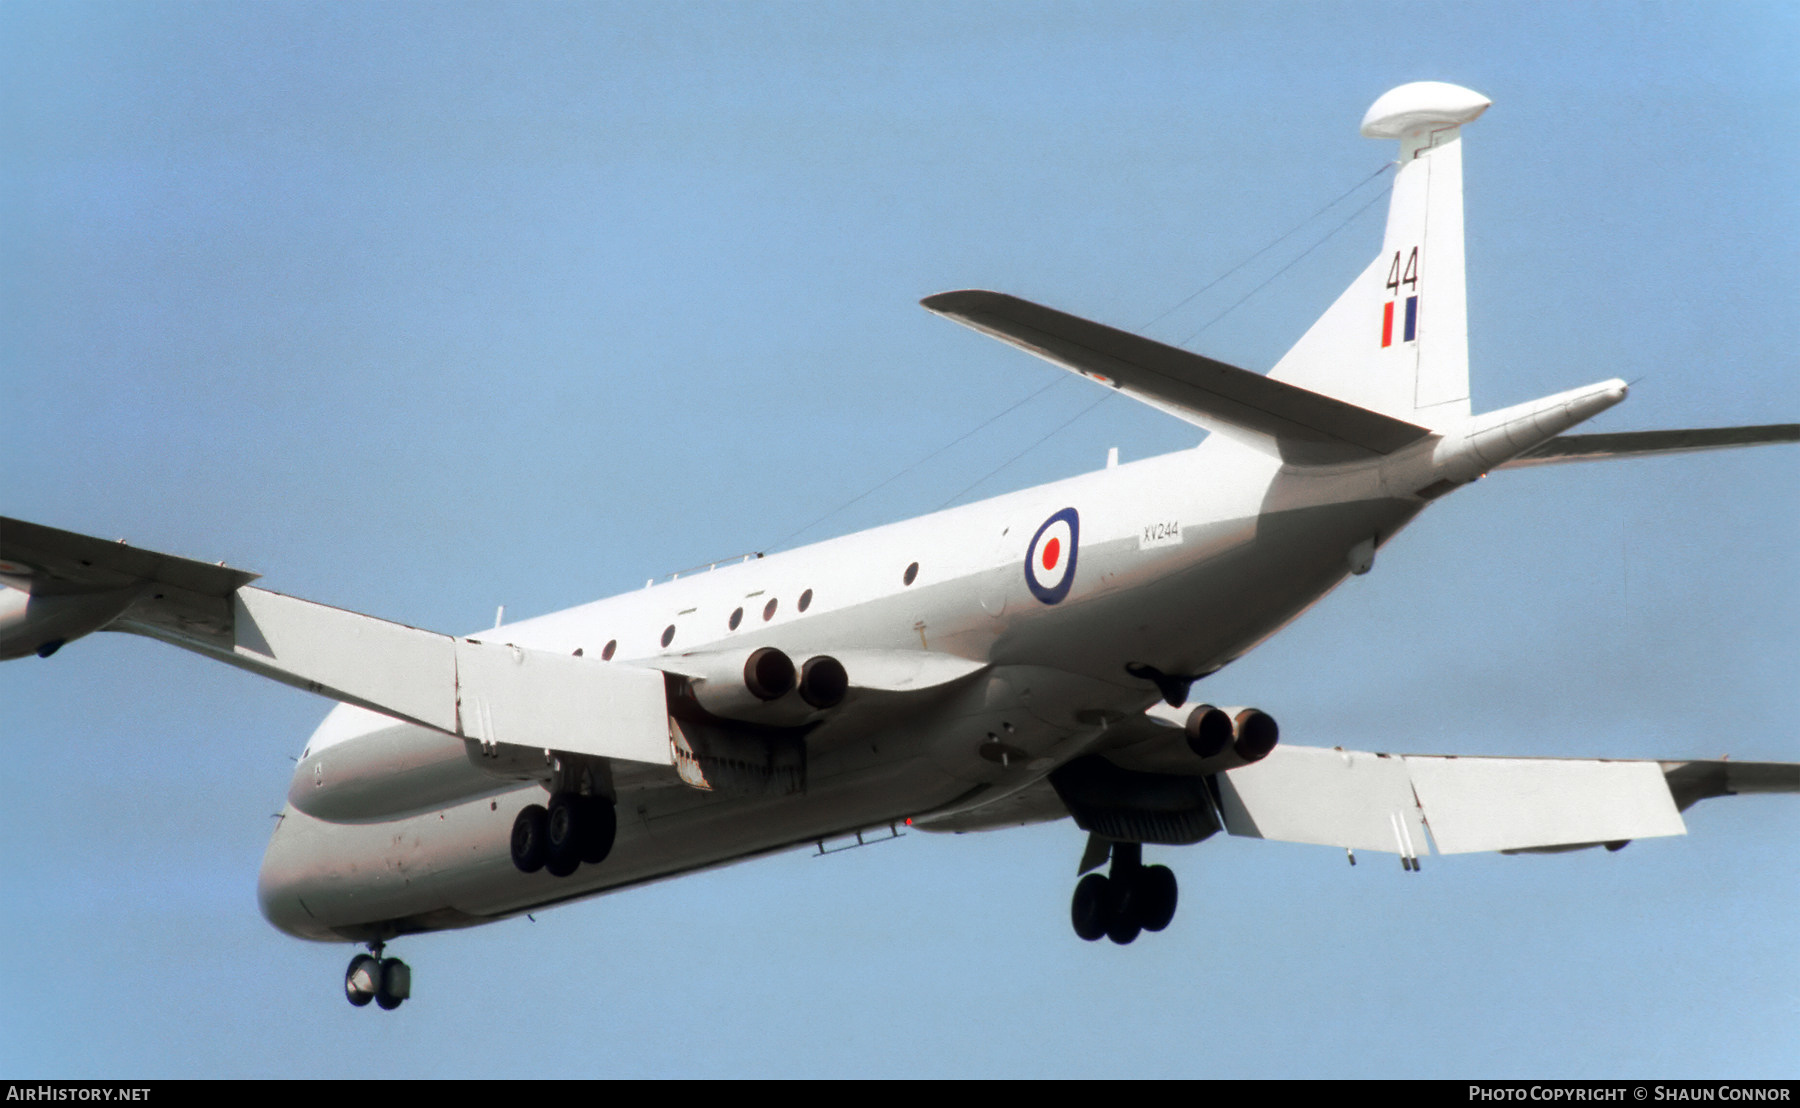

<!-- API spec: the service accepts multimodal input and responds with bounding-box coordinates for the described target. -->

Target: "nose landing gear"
[1069,841,1178,945]
[344,942,410,1010]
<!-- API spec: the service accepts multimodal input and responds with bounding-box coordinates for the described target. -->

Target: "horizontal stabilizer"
[1497,424,1800,468]
[922,290,1434,465]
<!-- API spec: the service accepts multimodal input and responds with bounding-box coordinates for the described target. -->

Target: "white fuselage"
[257,433,1426,943]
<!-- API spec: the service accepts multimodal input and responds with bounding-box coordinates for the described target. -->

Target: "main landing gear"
[344,942,410,1010]
[510,792,617,877]
[1070,841,1178,945]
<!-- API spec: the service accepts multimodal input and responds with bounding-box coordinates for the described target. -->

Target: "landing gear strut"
[1070,841,1178,945]
[511,792,616,877]
[344,942,410,1010]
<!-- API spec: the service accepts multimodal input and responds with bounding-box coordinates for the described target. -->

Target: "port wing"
[1215,747,1799,859]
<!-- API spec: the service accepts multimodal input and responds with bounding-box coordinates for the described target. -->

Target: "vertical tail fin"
[1269,82,1490,431]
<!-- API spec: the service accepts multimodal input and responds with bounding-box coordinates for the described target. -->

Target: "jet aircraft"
[3,81,1795,1012]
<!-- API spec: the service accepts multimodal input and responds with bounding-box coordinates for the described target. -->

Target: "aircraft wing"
[0,514,260,598]
[1659,758,1800,811]
[1215,746,1798,860]
[1496,424,1800,468]
[965,707,1800,862]
[0,516,675,766]
[921,289,1434,465]
[918,736,1798,860]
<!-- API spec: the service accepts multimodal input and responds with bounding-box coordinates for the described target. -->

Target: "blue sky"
[2,1,1795,1078]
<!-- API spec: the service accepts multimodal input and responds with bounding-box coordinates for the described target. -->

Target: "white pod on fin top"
[1360,81,1491,139]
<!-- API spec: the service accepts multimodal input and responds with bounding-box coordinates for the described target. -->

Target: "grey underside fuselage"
[257,437,1425,943]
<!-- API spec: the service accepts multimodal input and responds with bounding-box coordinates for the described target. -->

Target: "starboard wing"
[0,517,675,766]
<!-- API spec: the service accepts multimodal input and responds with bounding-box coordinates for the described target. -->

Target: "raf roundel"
[1024,507,1079,605]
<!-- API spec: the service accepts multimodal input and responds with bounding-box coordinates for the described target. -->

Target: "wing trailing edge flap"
[0,515,674,765]
[146,587,675,766]
[1497,424,1800,469]
[921,290,1434,466]
[1216,746,1433,857]
[1213,746,1748,857]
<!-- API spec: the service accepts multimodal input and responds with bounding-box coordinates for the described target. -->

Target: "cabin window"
[601,640,617,661]
[660,625,675,648]
[904,561,919,586]
[729,607,743,631]
[763,598,778,621]
[798,588,813,612]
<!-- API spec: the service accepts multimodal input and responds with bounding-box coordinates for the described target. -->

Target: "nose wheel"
[344,943,410,1010]
[1069,841,1178,945]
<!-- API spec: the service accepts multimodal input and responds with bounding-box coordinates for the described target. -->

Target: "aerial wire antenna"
[768,375,1066,550]
[770,164,1395,546]
[938,172,1396,506]
[1176,178,1392,347]
[936,391,1116,509]
[1137,161,1392,335]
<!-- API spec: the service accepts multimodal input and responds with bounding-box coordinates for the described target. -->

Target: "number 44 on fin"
[1381,246,1419,347]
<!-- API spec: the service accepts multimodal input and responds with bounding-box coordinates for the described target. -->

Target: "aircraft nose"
[256,805,338,941]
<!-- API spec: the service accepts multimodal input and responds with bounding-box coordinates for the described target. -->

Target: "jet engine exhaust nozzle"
[1184,704,1234,759]
[1231,708,1279,763]
[798,655,848,709]
[743,646,796,701]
